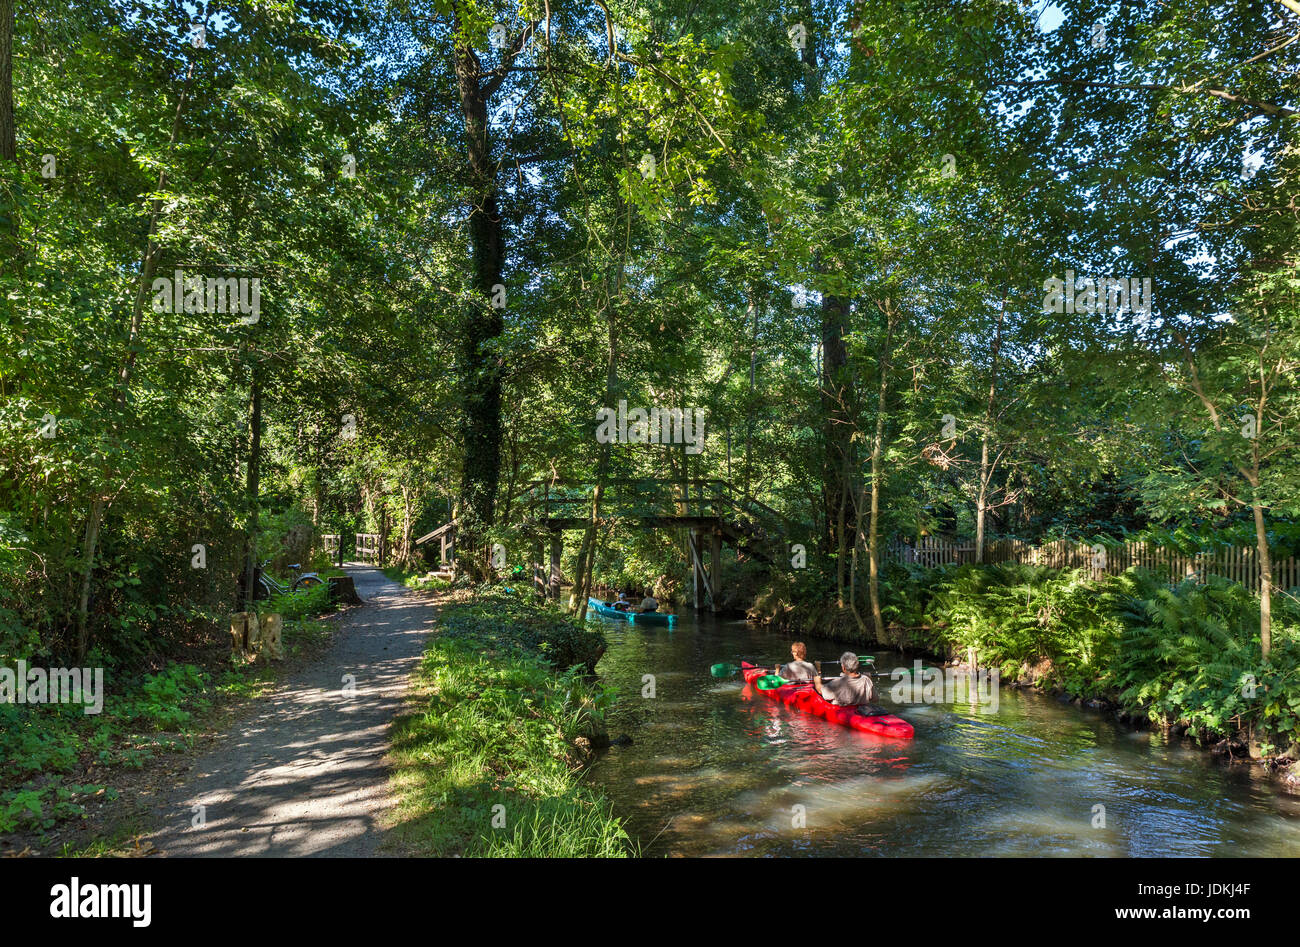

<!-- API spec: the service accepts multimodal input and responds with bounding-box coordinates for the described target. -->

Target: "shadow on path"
[147,565,434,857]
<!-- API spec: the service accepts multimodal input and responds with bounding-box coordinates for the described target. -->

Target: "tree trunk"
[453,15,505,564]
[799,10,857,567]
[745,292,758,501]
[0,0,14,164]
[848,481,870,638]
[975,293,1006,564]
[975,438,989,564]
[571,279,621,619]
[400,482,413,565]
[241,367,263,613]
[1251,485,1272,661]
[866,301,898,641]
[0,0,17,273]
[820,289,855,573]
[72,61,196,661]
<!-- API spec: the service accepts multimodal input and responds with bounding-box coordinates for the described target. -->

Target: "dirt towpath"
[147,566,433,856]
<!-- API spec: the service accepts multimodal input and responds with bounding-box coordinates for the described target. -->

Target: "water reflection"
[586,609,1300,856]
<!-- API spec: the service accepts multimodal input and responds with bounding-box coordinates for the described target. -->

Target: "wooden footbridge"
[416,478,790,612]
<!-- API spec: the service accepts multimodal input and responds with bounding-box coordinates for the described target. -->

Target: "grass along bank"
[386,586,633,856]
[382,564,452,592]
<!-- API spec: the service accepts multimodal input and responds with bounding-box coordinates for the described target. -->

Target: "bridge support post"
[533,541,545,598]
[690,529,720,612]
[549,532,562,600]
[710,530,723,613]
[689,530,702,610]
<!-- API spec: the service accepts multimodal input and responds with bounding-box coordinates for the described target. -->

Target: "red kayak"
[741,662,914,740]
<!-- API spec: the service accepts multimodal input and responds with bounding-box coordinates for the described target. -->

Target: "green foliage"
[440,587,608,674]
[1106,573,1300,748]
[920,563,1122,691]
[0,784,115,835]
[259,582,334,623]
[886,562,1300,753]
[0,701,83,777]
[118,664,210,731]
[388,597,630,857]
[3,0,1300,850]
[0,661,210,838]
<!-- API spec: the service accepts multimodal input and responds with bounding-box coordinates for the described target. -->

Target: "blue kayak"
[586,597,675,626]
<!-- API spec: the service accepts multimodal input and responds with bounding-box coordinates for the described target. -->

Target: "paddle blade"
[754,674,787,690]
[710,662,740,678]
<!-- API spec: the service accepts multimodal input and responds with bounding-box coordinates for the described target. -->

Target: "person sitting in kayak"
[613,590,633,611]
[637,591,659,613]
[773,641,817,681]
[814,652,875,706]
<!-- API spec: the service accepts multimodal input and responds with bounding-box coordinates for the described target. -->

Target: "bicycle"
[254,559,326,600]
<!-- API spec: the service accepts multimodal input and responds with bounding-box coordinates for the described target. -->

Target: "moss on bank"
[386,587,632,857]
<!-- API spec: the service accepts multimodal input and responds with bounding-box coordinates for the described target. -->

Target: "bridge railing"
[512,478,792,538]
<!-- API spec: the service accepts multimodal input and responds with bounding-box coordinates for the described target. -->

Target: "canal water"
[586,609,1300,856]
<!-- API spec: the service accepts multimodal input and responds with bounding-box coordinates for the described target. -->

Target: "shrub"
[441,587,606,673]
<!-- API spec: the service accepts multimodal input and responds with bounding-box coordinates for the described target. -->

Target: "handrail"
[414,520,457,545]
[509,477,792,537]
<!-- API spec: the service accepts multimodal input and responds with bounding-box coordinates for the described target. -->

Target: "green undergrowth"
[883,562,1300,757]
[1,585,340,840]
[382,564,453,591]
[388,587,632,857]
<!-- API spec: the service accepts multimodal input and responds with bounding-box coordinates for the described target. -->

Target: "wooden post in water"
[710,529,723,613]
[689,530,702,610]
[549,531,562,600]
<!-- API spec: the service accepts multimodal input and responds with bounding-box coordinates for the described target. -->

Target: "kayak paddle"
[711,658,873,678]
[753,674,892,717]
[710,660,779,677]
[716,659,943,681]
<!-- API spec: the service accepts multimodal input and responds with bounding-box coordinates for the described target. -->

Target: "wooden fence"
[321,534,340,553]
[355,533,380,564]
[885,536,1300,593]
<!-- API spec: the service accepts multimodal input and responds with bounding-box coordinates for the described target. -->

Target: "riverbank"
[749,561,1300,784]
[384,586,633,856]
[587,603,1300,856]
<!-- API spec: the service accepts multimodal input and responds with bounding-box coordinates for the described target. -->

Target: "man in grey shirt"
[815,651,876,705]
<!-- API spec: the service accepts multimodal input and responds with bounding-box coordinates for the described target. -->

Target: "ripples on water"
[586,611,1300,856]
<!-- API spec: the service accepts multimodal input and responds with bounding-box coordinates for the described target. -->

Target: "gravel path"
[147,566,434,857]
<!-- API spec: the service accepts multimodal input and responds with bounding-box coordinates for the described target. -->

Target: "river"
[587,608,1300,856]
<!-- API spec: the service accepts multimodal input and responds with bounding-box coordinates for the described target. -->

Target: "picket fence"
[885,536,1300,593]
